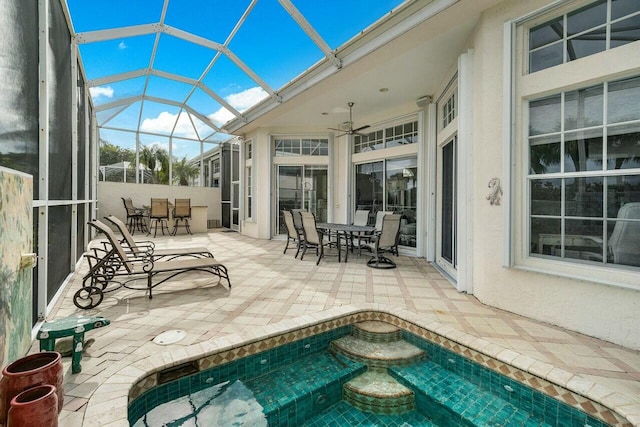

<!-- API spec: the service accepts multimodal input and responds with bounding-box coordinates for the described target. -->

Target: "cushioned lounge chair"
[74,220,230,309]
[104,215,213,261]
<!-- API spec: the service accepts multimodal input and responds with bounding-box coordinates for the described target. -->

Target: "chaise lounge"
[104,215,214,261]
[74,219,230,309]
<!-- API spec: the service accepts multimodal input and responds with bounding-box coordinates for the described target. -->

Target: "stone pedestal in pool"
[330,321,424,415]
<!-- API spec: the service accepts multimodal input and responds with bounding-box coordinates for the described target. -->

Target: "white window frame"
[353,118,419,154]
[506,0,640,291]
[245,139,253,221]
[527,0,640,74]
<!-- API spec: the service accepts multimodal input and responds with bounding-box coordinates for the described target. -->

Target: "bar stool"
[172,198,192,235]
[149,198,170,237]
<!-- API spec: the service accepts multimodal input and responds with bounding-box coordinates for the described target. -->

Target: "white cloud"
[227,87,268,111]
[140,111,201,139]
[208,87,268,126]
[89,86,114,99]
[140,87,269,137]
[118,41,127,50]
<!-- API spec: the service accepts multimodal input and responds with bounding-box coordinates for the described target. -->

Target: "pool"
[127,314,624,426]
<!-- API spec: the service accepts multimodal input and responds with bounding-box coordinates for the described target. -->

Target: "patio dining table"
[316,222,376,262]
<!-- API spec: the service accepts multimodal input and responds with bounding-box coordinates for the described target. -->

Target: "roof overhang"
[223,0,501,135]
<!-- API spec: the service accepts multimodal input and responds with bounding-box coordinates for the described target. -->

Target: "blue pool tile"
[129,327,609,427]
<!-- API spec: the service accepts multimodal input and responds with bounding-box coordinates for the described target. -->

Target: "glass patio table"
[316,223,376,262]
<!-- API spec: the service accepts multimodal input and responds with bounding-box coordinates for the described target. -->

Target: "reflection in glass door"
[275,165,327,234]
[354,158,418,248]
[437,137,457,277]
[231,144,240,231]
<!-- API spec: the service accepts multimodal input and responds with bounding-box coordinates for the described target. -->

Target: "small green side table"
[37,316,110,374]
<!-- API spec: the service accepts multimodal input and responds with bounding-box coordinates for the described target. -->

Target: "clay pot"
[0,352,63,426]
[7,384,58,427]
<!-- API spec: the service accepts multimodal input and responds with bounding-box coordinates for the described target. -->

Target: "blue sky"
[68,0,404,159]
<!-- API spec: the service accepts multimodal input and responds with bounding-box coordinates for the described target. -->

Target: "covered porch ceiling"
[226,0,501,135]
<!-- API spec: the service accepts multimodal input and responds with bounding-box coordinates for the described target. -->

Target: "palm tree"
[172,157,200,186]
[139,145,170,184]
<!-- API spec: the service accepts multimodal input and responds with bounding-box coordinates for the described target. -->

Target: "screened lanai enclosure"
[0,0,409,322]
[2,0,640,424]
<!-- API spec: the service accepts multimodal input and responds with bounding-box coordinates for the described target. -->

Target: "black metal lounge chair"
[363,214,402,269]
[74,220,230,309]
[104,215,213,261]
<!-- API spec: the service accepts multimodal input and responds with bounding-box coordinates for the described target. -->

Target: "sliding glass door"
[437,136,457,277]
[275,165,327,234]
[354,157,418,248]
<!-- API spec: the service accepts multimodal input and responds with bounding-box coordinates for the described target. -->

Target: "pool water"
[129,323,610,427]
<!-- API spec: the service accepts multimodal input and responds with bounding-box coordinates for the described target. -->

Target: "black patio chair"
[121,197,147,234]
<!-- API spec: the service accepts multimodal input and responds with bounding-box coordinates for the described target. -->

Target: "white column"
[457,49,475,294]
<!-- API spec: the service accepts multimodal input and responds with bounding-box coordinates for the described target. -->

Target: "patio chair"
[363,214,402,269]
[291,208,305,233]
[172,198,192,236]
[350,209,370,251]
[299,211,335,265]
[359,210,394,254]
[74,220,230,309]
[121,197,147,234]
[283,210,303,258]
[104,215,214,261]
[149,198,170,237]
[353,210,370,226]
[607,202,640,267]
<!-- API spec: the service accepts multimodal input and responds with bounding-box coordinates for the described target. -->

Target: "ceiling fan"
[328,102,370,137]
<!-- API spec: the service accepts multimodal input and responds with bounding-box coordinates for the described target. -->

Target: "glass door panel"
[231,145,240,231]
[275,165,328,235]
[304,167,328,223]
[386,157,418,248]
[438,137,457,275]
[276,165,303,235]
[355,161,384,225]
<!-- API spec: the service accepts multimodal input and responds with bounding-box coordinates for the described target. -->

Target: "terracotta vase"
[7,384,58,427]
[0,352,63,426]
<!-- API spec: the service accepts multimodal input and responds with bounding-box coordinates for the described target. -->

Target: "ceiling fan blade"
[327,127,344,132]
[352,124,370,133]
[335,132,348,138]
[353,131,370,137]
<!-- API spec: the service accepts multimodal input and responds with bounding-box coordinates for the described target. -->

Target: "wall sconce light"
[416,95,432,108]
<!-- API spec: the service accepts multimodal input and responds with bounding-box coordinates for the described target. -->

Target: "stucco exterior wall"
[235,0,640,350]
[97,182,221,229]
[468,0,640,349]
